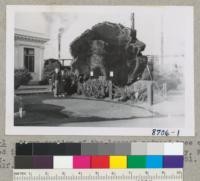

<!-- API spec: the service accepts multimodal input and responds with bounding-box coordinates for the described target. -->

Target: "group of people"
[51,67,78,97]
[51,67,114,99]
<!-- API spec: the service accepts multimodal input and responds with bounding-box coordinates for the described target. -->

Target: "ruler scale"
[13,169,183,181]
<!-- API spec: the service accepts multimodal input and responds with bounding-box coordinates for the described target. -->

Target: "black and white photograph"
[6,6,194,135]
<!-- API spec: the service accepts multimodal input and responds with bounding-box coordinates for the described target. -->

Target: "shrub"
[114,80,149,102]
[39,59,61,85]
[80,79,109,98]
[14,69,32,89]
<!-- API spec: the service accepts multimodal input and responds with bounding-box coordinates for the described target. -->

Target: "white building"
[15,28,49,81]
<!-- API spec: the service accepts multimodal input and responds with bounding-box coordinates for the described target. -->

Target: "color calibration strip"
[15,142,183,169]
[15,155,184,169]
[16,142,183,156]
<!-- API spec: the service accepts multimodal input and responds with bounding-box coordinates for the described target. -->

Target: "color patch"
[131,143,147,155]
[81,143,98,155]
[53,156,73,169]
[16,143,33,155]
[33,143,65,155]
[163,156,184,168]
[91,156,109,168]
[73,156,91,168]
[32,156,53,169]
[33,143,81,155]
[64,143,81,155]
[114,143,131,155]
[127,156,146,168]
[15,156,33,169]
[109,156,127,169]
[147,143,164,155]
[146,156,163,168]
[164,143,183,155]
[97,143,115,155]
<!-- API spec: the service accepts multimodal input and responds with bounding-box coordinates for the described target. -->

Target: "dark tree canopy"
[70,21,147,86]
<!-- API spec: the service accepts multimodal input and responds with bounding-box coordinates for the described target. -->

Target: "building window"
[24,48,34,72]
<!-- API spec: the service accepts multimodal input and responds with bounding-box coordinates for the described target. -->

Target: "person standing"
[65,68,72,95]
[60,69,66,97]
[77,74,84,95]
[52,67,61,97]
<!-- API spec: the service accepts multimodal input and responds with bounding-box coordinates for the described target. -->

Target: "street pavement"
[42,90,184,128]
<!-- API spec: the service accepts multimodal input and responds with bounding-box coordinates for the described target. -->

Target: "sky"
[14,6,192,61]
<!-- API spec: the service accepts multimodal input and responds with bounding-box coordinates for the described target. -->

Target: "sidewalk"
[137,89,184,117]
[15,85,51,95]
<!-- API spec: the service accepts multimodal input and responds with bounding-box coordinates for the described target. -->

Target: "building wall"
[15,38,46,81]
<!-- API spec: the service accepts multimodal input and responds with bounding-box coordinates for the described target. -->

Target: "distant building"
[14,28,49,81]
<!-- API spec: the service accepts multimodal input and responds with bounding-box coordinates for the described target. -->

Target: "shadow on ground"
[14,93,160,126]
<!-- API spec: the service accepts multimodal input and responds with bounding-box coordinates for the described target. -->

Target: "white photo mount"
[6,5,194,136]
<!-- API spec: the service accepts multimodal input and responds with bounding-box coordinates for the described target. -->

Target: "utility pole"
[131,12,135,30]
[58,28,64,61]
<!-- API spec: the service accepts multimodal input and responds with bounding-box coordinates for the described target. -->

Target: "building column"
[15,45,24,69]
[34,46,45,81]
[39,47,45,81]
[34,47,40,81]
